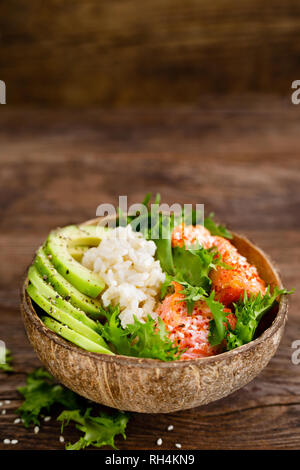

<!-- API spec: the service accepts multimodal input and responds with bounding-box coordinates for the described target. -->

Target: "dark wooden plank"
[1,1,300,105]
[0,102,299,449]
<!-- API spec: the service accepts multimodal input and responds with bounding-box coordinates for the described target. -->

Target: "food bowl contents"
[157,281,236,360]
[82,224,165,328]
[26,194,291,361]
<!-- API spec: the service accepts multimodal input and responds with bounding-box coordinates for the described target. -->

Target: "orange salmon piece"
[172,223,212,249]
[209,236,266,305]
[156,282,234,360]
[171,224,266,306]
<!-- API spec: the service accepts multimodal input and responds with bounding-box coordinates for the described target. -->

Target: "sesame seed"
[34,426,40,434]
[14,418,21,424]
[4,400,11,405]
[0,402,3,407]
[156,438,163,446]
[59,436,65,443]
[11,439,18,445]
[44,416,51,422]
[2,409,6,415]
[3,439,11,445]
[167,425,174,431]
[175,443,182,449]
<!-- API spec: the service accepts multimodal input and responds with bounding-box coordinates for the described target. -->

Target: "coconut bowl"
[20,218,288,413]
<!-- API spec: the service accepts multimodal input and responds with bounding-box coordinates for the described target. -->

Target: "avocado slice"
[68,245,89,261]
[27,282,111,352]
[28,265,100,332]
[42,316,114,355]
[44,225,107,298]
[34,247,102,318]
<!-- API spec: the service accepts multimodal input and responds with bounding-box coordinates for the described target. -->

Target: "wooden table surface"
[0,99,299,450]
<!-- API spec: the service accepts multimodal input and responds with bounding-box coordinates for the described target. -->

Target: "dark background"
[0,0,300,451]
[1,0,300,106]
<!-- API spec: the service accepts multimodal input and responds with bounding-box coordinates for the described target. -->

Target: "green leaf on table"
[58,408,129,450]
[17,368,79,427]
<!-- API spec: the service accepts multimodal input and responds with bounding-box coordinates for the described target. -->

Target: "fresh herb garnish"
[160,244,230,313]
[98,305,181,361]
[206,290,232,346]
[226,287,293,350]
[58,408,129,450]
[208,287,293,350]
[204,212,232,239]
[176,282,207,314]
[0,348,14,373]
[172,244,226,290]
[17,368,80,427]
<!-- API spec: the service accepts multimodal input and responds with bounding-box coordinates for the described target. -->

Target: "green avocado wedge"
[42,316,114,355]
[27,283,112,354]
[27,265,101,332]
[68,245,89,262]
[44,225,107,298]
[34,247,103,318]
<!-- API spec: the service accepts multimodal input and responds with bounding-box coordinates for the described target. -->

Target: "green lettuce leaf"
[57,408,129,450]
[17,368,80,427]
[98,306,181,361]
[172,245,224,290]
[208,286,293,350]
[161,245,230,313]
[226,286,293,350]
[204,212,232,239]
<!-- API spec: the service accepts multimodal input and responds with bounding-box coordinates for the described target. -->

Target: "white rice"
[82,225,165,328]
